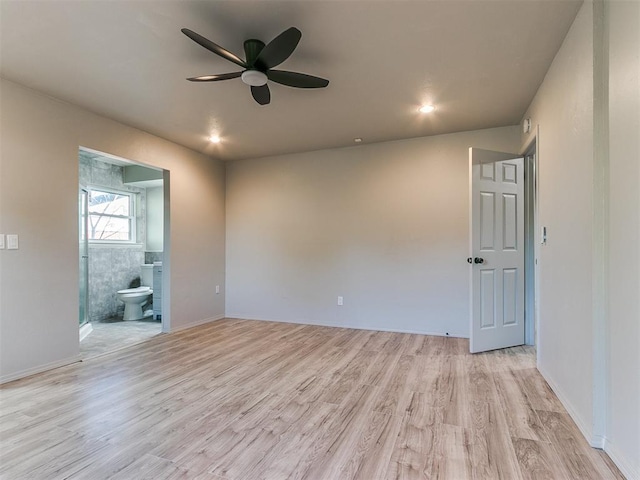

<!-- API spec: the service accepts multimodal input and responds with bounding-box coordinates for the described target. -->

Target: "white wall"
[226,126,520,336]
[0,79,225,383]
[146,186,164,252]
[606,0,640,477]
[522,1,640,476]
[521,0,596,444]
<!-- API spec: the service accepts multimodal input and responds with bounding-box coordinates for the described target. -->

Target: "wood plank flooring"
[0,319,625,479]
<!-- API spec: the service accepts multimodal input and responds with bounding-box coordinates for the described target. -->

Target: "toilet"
[116,264,153,321]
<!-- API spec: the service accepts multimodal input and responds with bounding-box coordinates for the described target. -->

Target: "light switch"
[7,234,18,250]
[0,234,4,249]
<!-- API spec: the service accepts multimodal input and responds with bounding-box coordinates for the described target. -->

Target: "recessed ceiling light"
[419,105,436,114]
[354,138,362,143]
[209,135,221,144]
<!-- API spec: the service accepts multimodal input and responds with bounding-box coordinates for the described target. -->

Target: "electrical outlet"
[337,296,343,306]
[215,285,220,294]
[0,234,4,249]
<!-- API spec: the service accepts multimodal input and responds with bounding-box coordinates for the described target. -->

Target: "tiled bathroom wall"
[145,251,163,264]
[88,246,145,321]
[80,153,147,322]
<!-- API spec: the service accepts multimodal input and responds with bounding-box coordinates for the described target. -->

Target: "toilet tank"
[141,264,154,287]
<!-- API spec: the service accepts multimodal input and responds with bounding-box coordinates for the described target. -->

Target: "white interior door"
[470,148,525,353]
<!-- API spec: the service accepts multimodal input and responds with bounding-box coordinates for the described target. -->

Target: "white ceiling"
[0,0,581,161]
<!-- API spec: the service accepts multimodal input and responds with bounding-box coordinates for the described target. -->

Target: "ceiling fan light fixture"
[241,70,268,86]
[419,104,436,114]
[182,26,328,105]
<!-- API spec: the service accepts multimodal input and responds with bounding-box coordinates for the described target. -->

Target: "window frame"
[87,186,137,244]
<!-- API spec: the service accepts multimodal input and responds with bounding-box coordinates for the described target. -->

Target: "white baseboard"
[0,355,81,385]
[224,314,469,338]
[604,439,640,480]
[170,314,225,333]
[590,434,605,450]
[540,373,638,479]
[537,364,601,447]
[79,323,93,342]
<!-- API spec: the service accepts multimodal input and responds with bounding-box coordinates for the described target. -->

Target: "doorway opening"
[468,141,538,353]
[77,147,170,359]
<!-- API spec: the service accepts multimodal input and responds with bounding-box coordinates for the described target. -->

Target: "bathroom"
[78,148,165,356]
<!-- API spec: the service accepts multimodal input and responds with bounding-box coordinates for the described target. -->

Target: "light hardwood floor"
[0,319,624,480]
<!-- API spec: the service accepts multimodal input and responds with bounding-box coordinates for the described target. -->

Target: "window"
[88,189,135,242]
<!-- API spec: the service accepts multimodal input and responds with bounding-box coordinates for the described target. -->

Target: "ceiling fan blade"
[267,70,329,88]
[187,72,243,82]
[255,27,301,69]
[251,84,271,105]
[181,28,247,68]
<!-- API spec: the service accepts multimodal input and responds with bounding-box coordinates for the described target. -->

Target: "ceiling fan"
[181,27,329,105]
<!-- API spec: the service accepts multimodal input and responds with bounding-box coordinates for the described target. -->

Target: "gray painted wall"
[226,126,521,337]
[521,1,640,476]
[521,0,596,445]
[607,0,640,476]
[0,78,226,382]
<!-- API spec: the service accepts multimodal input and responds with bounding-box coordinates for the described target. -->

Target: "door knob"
[467,257,473,264]
[474,257,484,264]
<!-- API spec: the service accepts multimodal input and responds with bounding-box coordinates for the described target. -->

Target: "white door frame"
[523,134,538,346]
[161,168,171,333]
